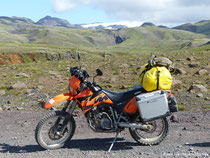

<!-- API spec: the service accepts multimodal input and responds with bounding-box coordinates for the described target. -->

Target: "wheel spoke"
[35,111,76,150]
[129,115,169,145]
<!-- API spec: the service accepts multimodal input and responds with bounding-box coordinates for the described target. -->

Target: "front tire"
[35,111,76,150]
[129,115,169,145]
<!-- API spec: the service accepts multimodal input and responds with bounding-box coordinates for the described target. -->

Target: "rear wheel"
[35,111,76,150]
[129,115,169,145]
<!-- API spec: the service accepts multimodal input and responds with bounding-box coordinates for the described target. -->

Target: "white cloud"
[82,21,143,28]
[50,0,89,12]
[50,0,210,25]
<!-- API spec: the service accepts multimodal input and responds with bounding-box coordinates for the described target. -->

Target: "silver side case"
[136,90,170,122]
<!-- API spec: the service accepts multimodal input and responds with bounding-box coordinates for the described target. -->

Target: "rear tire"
[35,111,76,150]
[129,115,169,145]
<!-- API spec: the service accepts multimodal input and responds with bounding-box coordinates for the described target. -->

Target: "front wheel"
[129,115,169,145]
[35,111,76,150]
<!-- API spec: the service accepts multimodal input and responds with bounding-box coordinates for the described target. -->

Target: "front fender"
[45,93,73,109]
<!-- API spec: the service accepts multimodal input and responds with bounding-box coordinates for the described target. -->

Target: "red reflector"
[168,93,174,97]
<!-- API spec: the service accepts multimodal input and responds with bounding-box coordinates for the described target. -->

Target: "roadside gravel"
[0,110,209,158]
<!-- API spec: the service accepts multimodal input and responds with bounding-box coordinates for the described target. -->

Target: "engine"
[86,107,113,131]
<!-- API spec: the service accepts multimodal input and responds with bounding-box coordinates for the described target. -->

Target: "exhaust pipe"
[118,122,152,130]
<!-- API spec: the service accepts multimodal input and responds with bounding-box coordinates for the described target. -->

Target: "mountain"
[0,16,34,24]
[141,22,155,27]
[109,25,209,52]
[36,16,72,28]
[108,25,127,29]
[158,25,168,29]
[82,23,128,29]
[173,20,210,36]
[0,16,209,53]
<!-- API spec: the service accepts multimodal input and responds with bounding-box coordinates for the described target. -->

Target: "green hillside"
[108,26,209,53]
[173,20,210,37]
[0,18,209,53]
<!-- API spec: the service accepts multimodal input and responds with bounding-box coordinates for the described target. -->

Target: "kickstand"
[108,130,120,152]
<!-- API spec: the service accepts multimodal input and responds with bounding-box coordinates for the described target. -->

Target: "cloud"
[176,0,210,6]
[50,0,89,12]
[50,0,210,25]
[82,21,142,28]
[91,0,171,21]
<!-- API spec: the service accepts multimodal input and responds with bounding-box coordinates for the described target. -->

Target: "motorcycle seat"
[103,85,146,104]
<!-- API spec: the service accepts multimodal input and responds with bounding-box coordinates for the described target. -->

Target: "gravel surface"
[0,110,209,158]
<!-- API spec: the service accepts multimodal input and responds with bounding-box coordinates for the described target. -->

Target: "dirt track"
[0,110,209,158]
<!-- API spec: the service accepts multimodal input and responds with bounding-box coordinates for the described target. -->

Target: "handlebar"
[70,67,89,82]
[86,81,102,93]
[70,67,102,93]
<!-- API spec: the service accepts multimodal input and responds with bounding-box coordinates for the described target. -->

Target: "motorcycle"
[35,53,178,152]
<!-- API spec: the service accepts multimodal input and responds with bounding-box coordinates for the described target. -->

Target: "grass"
[203,105,210,109]
[0,20,209,53]
[0,23,209,111]
[106,26,209,53]
[178,104,187,111]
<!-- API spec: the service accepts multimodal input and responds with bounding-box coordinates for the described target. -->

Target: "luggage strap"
[157,71,160,90]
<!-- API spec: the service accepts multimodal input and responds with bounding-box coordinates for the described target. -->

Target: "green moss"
[113,71,119,75]
[191,104,198,111]
[203,105,210,109]
[178,104,187,111]
[21,54,33,63]
[16,96,27,102]
[4,89,22,96]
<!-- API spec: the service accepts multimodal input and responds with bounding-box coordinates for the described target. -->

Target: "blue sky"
[1,0,210,27]
[0,0,110,24]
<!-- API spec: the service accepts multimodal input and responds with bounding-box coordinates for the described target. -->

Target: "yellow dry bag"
[139,64,172,91]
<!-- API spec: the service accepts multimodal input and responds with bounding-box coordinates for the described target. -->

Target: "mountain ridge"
[35,16,73,28]
[1,15,210,32]
[173,20,210,37]
[0,15,210,53]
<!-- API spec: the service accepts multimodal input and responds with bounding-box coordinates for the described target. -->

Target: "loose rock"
[37,85,44,90]
[154,57,173,65]
[101,53,115,58]
[196,69,208,75]
[9,81,27,89]
[183,127,188,130]
[1,105,8,110]
[202,64,210,70]
[204,97,209,101]
[0,90,6,96]
[196,93,204,98]
[16,73,30,78]
[172,80,182,89]
[170,114,179,122]
[186,57,195,61]
[188,62,200,68]
[17,107,23,110]
[174,68,187,75]
[188,84,207,93]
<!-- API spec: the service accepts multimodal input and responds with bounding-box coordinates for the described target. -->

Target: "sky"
[0,0,210,27]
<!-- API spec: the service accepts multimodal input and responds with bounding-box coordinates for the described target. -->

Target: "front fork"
[56,99,78,115]
[56,100,77,135]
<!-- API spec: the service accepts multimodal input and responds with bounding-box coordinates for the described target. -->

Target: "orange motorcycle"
[35,54,178,151]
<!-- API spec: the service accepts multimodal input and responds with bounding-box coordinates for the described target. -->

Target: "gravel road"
[0,110,209,158]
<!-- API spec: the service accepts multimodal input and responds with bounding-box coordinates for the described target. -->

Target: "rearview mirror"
[96,69,103,76]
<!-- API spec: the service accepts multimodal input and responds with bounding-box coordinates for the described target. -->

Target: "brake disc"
[48,124,63,140]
